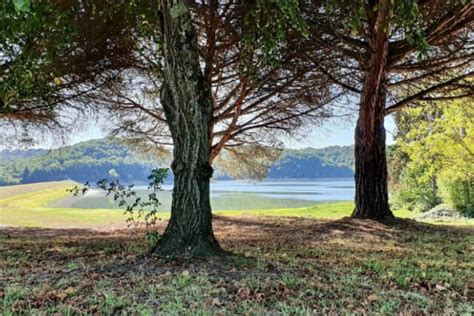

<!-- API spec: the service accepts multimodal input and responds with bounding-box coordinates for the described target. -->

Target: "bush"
[391,166,440,213]
[439,175,474,218]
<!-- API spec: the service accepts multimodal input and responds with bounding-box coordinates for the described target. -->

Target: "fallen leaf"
[255,292,265,301]
[65,287,75,296]
[211,297,221,307]
[466,280,474,299]
[237,287,251,299]
[467,280,474,289]
[56,292,67,300]
[434,284,446,291]
[367,294,378,302]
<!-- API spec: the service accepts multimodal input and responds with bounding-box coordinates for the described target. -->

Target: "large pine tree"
[302,0,473,219]
[2,0,315,257]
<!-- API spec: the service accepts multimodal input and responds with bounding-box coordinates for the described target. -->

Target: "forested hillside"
[268,146,354,179]
[0,139,355,185]
[0,148,46,161]
[0,139,157,185]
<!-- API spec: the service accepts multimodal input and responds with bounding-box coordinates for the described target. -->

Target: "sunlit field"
[2,181,472,229]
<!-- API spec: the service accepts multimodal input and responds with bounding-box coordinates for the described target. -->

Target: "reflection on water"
[53,178,354,211]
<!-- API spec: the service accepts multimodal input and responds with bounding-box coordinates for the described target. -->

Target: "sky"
[284,116,396,149]
[40,115,397,150]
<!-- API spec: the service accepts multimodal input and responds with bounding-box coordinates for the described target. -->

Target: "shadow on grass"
[1,216,472,314]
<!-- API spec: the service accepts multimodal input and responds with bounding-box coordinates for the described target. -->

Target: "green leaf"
[170,3,188,19]
[12,0,31,12]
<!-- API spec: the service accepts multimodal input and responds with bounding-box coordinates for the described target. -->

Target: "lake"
[52,178,355,211]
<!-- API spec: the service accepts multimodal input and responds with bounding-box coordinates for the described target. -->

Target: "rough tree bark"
[352,0,394,220]
[151,0,223,257]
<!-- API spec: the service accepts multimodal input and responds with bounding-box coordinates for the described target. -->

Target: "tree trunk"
[352,1,394,220]
[352,89,393,219]
[463,180,471,209]
[151,0,223,257]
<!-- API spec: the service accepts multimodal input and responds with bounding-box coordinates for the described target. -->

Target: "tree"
[147,0,333,256]
[57,1,335,256]
[302,0,474,219]
[1,0,142,145]
[1,0,69,143]
[89,1,337,176]
[389,107,442,212]
[393,99,473,215]
[21,166,30,183]
[146,0,223,256]
[4,0,326,256]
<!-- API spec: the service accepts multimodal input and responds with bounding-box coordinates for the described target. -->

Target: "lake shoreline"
[55,179,355,211]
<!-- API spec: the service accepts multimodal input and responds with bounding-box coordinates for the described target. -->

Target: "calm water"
[52,178,354,211]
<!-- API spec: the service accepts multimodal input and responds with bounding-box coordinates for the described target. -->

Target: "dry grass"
[1,216,473,315]
[0,181,76,200]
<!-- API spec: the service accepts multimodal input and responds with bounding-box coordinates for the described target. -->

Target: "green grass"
[1,215,473,314]
[217,203,414,219]
[0,181,76,200]
[1,181,473,314]
[0,181,78,207]
[1,181,473,228]
[0,181,128,228]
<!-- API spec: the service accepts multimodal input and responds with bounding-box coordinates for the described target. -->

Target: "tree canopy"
[391,98,473,215]
[295,0,474,219]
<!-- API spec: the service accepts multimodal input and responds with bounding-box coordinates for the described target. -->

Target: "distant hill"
[0,139,157,185]
[268,146,354,179]
[0,148,47,162]
[0,139,355,185]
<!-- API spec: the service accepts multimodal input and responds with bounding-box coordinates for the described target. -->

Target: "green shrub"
[439,176,474,218]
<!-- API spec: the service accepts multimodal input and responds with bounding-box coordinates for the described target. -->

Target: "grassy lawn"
[1,181,473,314]
[0,181,129,228]
[1,217,473,314]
